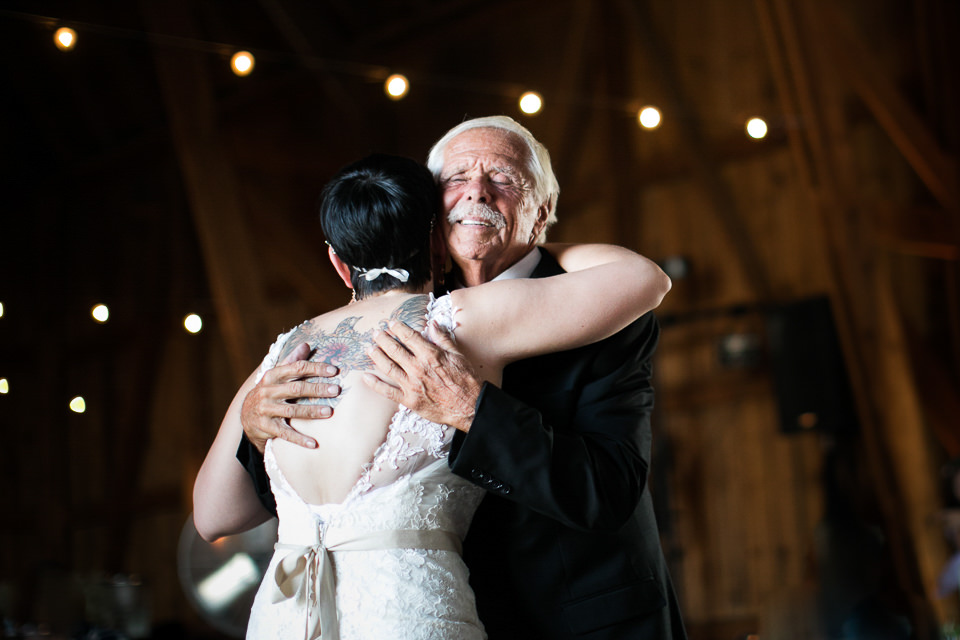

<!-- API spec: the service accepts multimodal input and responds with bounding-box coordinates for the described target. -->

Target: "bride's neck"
[354,281,434,302]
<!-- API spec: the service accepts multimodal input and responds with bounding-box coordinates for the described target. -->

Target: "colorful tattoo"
[280,295,430,407]
[383,295,429,334]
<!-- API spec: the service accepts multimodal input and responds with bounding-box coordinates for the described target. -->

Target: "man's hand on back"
[241,342,341,453]
[363,321,482,433]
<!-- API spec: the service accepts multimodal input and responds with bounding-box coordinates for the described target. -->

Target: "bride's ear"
[328,245,354,290]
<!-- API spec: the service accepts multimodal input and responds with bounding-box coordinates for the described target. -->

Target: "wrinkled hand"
[363,320,482,433]
[241,342,341,453]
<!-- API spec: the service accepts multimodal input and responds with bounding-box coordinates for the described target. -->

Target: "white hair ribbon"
[356,267,410,282]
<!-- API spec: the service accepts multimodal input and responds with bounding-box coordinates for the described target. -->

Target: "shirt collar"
[448,248,542,289]
[491,247,542,282]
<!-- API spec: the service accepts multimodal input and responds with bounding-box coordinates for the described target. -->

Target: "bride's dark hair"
[318,154,439,299]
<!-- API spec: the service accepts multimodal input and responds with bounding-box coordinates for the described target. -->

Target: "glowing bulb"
[54,27,76,51]
[70,396,86,413]
[0,378,8,394]
[746,117,768,139]
[0,301,4,318]
[637,107,662,129]
[231,51,255,76]
[184,314,203,334]
[637,106,662,129]
[384,74,409,100]
[91,304,109,323]
[519,92,543,115]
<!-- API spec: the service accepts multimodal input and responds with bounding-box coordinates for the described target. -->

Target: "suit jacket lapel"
[529,247,564,279]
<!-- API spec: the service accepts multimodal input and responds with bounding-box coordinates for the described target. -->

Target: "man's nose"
[465,177,490,203]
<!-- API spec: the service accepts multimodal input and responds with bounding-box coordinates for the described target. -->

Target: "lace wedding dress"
[246,295,487,640]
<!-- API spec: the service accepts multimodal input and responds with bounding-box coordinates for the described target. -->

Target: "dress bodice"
[265,445,483,549]
[246,294,486,640]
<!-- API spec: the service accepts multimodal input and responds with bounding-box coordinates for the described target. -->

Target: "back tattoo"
[277,295,430,408]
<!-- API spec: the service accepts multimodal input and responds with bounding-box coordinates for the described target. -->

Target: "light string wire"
[0,9,660,117]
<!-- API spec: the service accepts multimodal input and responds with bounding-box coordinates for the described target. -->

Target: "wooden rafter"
[621,0,775,300]
[814,1,959,214]
[602,1,641,250]
[872,205,959,261]
[544,0,596,186]
[906,329,960,459]
[756,0,953,628]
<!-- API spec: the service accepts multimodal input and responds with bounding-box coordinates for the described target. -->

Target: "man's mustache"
[447,202,506,229]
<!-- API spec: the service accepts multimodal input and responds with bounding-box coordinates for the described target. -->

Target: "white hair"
[426,116,560,242]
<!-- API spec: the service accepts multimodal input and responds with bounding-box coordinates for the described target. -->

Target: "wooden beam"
[813,0,960,213]
[602,2,641,251]
[871,258,955,629]
[620,0,776,300]
[913,0,960,152]
[753,0,819,193]
[905,328,960,459]
[871,205,959,261]
[140,0,268,379]
[545,0,596,186]
[759,0,952,628]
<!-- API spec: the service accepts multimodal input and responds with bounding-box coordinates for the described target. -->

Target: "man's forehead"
[442,128,530,171]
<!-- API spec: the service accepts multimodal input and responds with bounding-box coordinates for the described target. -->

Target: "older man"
[237,116,686,639]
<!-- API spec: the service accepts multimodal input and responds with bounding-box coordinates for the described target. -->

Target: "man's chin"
[446,229,501,256]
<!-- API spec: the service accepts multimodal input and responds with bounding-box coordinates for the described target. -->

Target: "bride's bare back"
[270,293,431,505]
[268,245,676,508]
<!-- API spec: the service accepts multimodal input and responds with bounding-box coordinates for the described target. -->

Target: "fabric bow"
[272,543,338,640]
[269,529,463,640]
[356,267,410,282]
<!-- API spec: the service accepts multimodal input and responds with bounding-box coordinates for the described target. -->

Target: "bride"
[193,154,671,639]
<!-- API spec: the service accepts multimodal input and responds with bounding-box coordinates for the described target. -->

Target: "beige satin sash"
[270,529,463,640]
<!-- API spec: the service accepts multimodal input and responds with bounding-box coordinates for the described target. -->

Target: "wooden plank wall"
[550,0,957,633]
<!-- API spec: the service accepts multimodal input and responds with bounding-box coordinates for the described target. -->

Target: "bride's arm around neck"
[449,243,671,368]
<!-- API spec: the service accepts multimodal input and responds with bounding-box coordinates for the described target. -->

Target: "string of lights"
[2,8,771,135]
[0,8,774,413]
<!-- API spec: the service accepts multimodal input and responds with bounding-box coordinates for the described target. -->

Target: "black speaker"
[765,297,859,434]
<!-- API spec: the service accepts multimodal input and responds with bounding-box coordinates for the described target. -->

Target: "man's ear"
[328,245,354,289]
[530,202,550,244]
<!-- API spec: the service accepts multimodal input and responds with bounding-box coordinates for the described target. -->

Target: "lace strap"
[345,294,459,502]
[255,325,301,384]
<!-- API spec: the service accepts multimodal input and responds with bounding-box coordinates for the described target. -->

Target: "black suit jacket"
[448,249,685,639]
[237,248,685,638]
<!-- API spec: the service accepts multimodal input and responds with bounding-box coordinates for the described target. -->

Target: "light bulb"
[54,27,77,51]
[519,92,543,115]
[231,51,255,76]
[638,106,662,129]
[384,74,409,100]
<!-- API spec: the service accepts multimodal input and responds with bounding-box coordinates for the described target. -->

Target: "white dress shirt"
[491,248,541,282]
